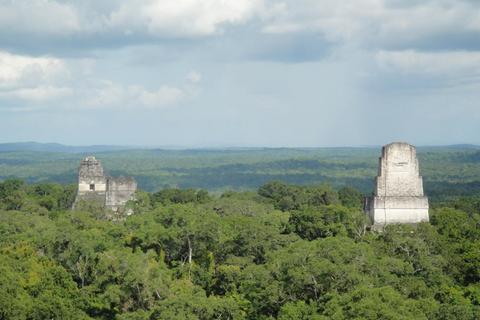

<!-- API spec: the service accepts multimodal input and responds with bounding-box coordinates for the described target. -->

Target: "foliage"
[0,179,479,319]
[258,181,339,211]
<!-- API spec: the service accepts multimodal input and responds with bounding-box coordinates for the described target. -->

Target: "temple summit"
[365,142,430,228]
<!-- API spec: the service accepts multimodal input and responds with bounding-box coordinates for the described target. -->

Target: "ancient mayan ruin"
[73,156,137,214]
[365,142,430,228]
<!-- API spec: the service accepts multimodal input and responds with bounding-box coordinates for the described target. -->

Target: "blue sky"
[0,0,479,147]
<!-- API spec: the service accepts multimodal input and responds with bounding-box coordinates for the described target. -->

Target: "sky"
[0,0,479,147]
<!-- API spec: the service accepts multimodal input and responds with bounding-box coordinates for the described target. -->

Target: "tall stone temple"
[365,142,429,228]
[73,156,137,214]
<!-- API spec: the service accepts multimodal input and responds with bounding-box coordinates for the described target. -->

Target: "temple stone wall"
[366,142,429,228]
[105,177,137,212]
[73,156,137,214]
[77,156,107,196]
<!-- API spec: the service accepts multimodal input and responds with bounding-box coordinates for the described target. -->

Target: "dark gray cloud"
[1,0,479,57]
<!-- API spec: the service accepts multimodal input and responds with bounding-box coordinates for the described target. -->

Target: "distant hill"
[0,142,479,153]
[0,142,135,153]
[446,144,480,149]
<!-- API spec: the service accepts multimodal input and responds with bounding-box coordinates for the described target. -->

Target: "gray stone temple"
[365,142,429,228]
[73,156,137,214]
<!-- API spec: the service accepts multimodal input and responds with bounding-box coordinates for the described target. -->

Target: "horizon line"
[0,141,479,150]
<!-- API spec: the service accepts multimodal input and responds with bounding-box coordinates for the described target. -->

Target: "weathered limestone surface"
[73,156,137,214]
[365,142,429,227]
[75,156,107,207]
[105,176,137,212]
[78,156,107,193]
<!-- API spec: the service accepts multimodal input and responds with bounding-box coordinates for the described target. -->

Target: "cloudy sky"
[0,0,479,147]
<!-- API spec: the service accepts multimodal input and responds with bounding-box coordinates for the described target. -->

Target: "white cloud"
[85,81,189,110]
[1,0,479,55]
[0,51,68,89]
[186,71,202,83]
[260,0,480,48]
[0,86,73,101]
[85,80,124,108]
[133,85,184,107]
[376,50,480,75]
[0,51,71,101]
[0,50,196,110]
[368,49,480,91]
[0,0,263,39]
[0,0,81,35]
[81,69,203,110]
[108,0,263,37]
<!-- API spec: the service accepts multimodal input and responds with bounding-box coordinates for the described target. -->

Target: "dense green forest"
[1,178,479,319]
[1,146,480,199]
